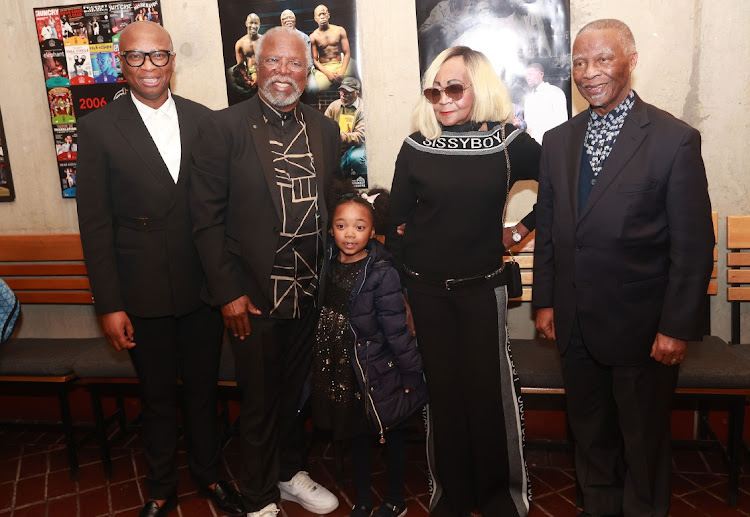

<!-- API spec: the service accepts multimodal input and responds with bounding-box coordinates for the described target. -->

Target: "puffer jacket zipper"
[349,255,386,443]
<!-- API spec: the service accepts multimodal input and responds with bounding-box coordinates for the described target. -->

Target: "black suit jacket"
[532,95,714,365]
[189,96,340,312]
[77,94,211,318]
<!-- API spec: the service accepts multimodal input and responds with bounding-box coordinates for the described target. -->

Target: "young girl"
[311,188,429,517]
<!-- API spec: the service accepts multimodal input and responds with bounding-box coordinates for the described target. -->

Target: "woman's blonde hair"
[412,46,514,140]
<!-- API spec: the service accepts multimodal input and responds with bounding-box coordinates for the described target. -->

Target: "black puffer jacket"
[325,238,429,441]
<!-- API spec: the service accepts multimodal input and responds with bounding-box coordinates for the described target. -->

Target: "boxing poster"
[217,0,368,187]
[0,108,16,202]
[415,0,571,145]
[34,1,162,198]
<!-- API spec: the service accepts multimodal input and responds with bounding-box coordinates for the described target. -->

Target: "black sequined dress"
[311,257,369,439]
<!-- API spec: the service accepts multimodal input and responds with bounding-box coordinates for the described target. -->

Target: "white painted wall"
[2,0,747,340]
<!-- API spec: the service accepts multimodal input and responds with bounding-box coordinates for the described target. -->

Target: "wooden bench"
[0,234,108,480]
[728,215,750,345]
[505,212,750,508]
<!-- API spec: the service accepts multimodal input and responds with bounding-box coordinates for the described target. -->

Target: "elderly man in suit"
[189,26,341,517]
[533,19,714,517]
[76,21,244,517]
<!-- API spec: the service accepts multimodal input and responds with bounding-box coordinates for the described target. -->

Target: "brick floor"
[0,426,748,516]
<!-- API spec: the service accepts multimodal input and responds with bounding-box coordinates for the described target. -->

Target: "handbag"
[499,125,524,299]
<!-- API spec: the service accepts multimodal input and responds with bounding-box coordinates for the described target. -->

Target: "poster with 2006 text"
[34,1,162,198]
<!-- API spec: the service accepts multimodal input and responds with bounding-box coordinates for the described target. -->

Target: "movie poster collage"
[34,1,163,198]
[216,0,368,187]
[0,109,14,202]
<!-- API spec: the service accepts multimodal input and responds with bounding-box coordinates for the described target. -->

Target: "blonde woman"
[387,46,540,517]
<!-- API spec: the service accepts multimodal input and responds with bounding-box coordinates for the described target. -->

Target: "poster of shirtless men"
[217,0,368,186]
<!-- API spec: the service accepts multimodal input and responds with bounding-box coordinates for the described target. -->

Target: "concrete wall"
[2,0,747,340]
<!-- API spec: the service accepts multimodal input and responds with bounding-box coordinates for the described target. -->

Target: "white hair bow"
[360,192,380,205]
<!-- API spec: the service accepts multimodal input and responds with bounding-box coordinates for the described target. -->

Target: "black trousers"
[230,310,316,512]
[351,429,407,509]
[561,323,679,517]
[128,305,224,499]
[407,279,530,517]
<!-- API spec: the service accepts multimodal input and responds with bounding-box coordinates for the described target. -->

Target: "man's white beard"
[259,75,302,108]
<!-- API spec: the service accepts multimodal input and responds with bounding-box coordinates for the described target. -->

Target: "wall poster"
[216,0,368,188]
[415,0,572,145]
[34,1,163,198]
[0,108,16,202]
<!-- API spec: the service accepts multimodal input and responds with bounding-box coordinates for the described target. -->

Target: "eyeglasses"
[120,50,174,67]
[423,84,472,104]
[259,57,306,73]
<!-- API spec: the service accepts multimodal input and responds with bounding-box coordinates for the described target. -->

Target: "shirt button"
[576,243,583,251]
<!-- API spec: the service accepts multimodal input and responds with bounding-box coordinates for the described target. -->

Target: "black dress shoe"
[139,494,178,517]
[201,480,246,516]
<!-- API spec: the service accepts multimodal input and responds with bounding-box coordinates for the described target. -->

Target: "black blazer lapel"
[115,96,177,195]
[578,97,649,224]
[565,114,587,222]
[174,96,193,186]
[247,98,284,223]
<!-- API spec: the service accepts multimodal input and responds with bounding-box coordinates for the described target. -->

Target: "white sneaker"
[278,471,339,514]
[247,502,280,516]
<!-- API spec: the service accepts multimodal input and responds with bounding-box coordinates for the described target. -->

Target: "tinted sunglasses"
[423,84,472,104]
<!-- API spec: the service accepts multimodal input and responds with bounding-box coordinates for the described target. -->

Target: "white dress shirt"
[131,91,181,183]
[524,81,568,145]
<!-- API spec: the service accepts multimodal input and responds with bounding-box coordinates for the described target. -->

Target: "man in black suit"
[76,21,244,517]
[189,26,340,517]
[532,19,714,517]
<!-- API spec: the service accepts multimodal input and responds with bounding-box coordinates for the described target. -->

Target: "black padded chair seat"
[511,338,564,389]
[0,337,106,377]
[511,335,750,392]
[730,343,750,360]
[678,336,750,390]
[72,342,137,379]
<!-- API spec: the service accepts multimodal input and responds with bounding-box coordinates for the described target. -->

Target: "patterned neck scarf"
[584,90,635,177]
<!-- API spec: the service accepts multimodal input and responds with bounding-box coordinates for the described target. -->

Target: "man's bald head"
[245,13,261,36]
[118,21,175,109]
[314,5,330,28]
[280,10,296,28]
[119,21,173,51]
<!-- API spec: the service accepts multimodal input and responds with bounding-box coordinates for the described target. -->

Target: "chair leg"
[726,396,745,508]
[57,383,79,481]
[90,384,112,478]
[698,405,711,440]
[115,387,127,434]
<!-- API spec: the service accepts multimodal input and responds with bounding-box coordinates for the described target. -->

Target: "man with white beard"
[189,26,341,517]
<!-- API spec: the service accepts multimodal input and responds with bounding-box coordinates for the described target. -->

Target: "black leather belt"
[116,215,167,232]
[403,264,508,290]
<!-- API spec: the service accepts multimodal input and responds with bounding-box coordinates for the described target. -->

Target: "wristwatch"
[511,226,522,243]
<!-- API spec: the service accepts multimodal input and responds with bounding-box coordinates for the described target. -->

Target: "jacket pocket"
[618,180,658,193]
[621,275,667,301]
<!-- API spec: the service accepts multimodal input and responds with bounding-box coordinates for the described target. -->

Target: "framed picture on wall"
[216,0,369,187]
[33,1,162,198]
[0,107,16,202]
[415,0,572,145]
